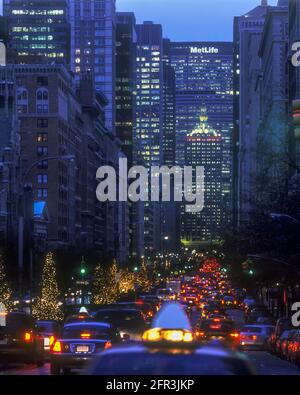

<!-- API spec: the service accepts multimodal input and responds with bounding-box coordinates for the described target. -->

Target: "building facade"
[233,1,270,227]
[135,21,164,256]
[184,109,222,246]
[3,0,70,64]
[169,41,233,244]
[69,0,116,133]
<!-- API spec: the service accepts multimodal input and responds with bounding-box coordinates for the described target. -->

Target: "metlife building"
[170,42,233,236]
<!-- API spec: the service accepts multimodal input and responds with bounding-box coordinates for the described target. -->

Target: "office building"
[3,0,70,64]
[135,21,164,256]
[69,0,116,132]
[169,41,233,242]
[233,1,270,227]
[184,109,222,246]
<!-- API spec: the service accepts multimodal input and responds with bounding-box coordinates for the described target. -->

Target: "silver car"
[239,325,275,350]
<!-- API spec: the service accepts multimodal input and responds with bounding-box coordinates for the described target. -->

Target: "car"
[268,318,294,354]
[195,318,239,348]
[239,325,275,350]
[93,308,147,341]
[287,330,300,365]
[50,321,121,374]
[35,320,61,354]
[87,301,256,375]
[0,311,44,367]
[156,288,175,301]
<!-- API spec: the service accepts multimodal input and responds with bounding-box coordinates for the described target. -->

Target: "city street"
[1,351,299,375]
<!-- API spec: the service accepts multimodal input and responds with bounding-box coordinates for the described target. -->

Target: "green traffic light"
[249,269,254,275]
[80,268,86,275]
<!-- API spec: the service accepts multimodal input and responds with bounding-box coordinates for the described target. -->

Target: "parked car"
[268,318,294,354]
[287,330,300,365]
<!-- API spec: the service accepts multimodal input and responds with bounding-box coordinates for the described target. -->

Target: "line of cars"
[267,318,300,367]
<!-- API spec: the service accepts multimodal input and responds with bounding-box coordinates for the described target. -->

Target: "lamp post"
[18,154,75,308]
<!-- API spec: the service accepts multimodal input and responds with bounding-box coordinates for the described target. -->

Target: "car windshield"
[62,325,111,339]
[94,311,144,328]
[92,353,252,375]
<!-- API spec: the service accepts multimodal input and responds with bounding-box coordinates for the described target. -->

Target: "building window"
[37,132,48,142]
[37,160,48,169]
[37,174,48,184]
[37,146,48,156]
[37,118,48,128]
[37,76,48,86]
[36,88,49,113]
[37,188,48,198]
[16,87,28,114]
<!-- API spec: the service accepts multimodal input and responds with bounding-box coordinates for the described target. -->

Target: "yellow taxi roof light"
[142,328,194,343]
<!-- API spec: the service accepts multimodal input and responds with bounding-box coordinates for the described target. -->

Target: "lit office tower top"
[69,0,116,133]
[183,109,222,246]
[3,0,70,64]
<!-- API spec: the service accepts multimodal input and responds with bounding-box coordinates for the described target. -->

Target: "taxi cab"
[87,302,256,375]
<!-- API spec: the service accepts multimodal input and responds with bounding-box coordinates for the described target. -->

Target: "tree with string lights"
[106,259,119,303]
[137,259,151,292]
[91,262,107,305]
[0,253,13,312]
[32,252,63,321]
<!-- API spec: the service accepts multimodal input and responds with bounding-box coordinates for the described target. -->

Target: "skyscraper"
[169,41,233,243]
[135,21,164,256]
[3,0,70,64]
[69,0,116,132]
[184,109,222,246]
[233,1,270,228]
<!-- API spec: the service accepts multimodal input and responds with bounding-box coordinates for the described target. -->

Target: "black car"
[35,320,61,354]
[0,311,44,367]
[50,321,121,374]
[195,318,239,347]
[93,308,147,341]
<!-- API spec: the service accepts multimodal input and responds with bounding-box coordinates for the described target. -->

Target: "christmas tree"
[0,253,13,312]
[106,259,119,303]
[91,262,107,305]
[137,259,151,292]
[119,268,135,294]
[32,252,63,321]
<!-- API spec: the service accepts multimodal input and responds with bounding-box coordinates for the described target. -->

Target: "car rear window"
[5,313,34,334]
[62,325,111,339]
[92,353,252,375]
[241,327,262,333]
[36,321,58,332]
[94,311,145,327]
[201,321,233,333]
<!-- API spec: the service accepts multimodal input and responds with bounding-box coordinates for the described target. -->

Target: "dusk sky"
[116,0,278,41]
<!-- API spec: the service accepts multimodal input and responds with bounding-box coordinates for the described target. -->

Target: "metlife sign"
[190,46,219,54]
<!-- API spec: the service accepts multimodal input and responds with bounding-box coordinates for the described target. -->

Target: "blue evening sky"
[116,0,278,41]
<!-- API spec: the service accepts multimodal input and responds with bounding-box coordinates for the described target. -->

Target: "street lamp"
[18,154,75,306]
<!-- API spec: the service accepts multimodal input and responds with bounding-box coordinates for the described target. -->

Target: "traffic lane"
[1,363,50,375]
[245,351,300,375]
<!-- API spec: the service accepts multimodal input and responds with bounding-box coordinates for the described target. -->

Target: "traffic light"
[80,268,86,275]
[249,269,254,275]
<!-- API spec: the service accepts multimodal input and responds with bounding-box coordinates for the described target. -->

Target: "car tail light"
[251,335,257,341]
[49,335,55,346]
[104,341,112,349]
[24,332,32,343]
[52,341,62,353]
[196,331,205,337]
[81,333,91,339]
[230,333,239,339]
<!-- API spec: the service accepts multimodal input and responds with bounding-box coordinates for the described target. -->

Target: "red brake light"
[52,341,62,353]
[196,331,205,337]
[104,341,112,349]
[49,335,55,346]
[252,335,257,341]
[230,333,239,338]
[24,332,32,343]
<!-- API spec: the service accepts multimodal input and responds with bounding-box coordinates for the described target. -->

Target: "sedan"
[239,325,275,350]
[50,322,121,374]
